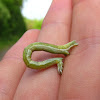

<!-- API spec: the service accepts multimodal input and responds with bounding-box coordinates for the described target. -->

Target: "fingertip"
[42,0,72,26]
[20,29,40,44]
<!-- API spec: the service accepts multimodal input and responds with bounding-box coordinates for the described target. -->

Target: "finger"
[14,0,72,100]
[59,0,100,99]
[0,30,39,100]
[38,0,72,43]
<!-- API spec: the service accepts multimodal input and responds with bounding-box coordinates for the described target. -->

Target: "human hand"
[0,0,100,100]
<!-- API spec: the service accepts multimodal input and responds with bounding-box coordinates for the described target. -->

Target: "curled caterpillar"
[23,40,78,74]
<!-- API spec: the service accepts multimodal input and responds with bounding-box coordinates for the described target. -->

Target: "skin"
[23,41,78,74]
[0,0,100,100]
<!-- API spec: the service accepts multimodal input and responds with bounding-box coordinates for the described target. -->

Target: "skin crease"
[0,0,100,100]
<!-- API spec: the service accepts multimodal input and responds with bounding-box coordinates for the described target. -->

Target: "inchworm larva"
[23,40,78,74]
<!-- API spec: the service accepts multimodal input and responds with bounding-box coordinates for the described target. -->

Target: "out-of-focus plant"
[24,18,43,30]
[0,0,26,40]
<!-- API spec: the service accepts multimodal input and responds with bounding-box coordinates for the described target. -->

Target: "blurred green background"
[0,0,43,60]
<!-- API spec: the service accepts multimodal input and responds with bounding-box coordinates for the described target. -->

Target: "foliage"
[0,0,26,40]
[24,18,43,30]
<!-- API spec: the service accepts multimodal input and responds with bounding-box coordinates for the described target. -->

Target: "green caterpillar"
[23,40,78,74]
